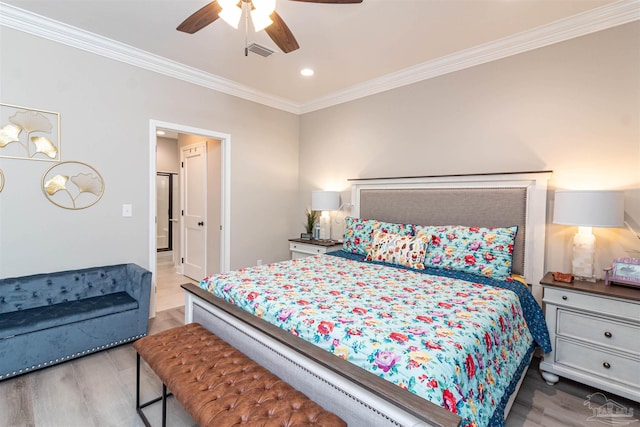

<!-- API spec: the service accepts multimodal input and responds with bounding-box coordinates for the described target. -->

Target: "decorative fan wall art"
[0,103,61,161]
[42,161,104,210]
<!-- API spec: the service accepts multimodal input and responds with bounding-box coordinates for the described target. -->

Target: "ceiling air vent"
[247,43,274,58]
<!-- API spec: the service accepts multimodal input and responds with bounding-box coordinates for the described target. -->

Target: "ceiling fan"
[177,0,363,54]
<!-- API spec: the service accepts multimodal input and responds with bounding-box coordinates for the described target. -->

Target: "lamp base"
[572,226,596,282]
[319,211,331,240]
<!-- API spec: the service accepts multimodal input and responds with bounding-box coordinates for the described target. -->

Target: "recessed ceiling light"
[156,130,166,136]
[300,68,314,77]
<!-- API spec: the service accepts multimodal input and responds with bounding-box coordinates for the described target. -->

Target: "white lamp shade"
[553,190,624,227]
[311,191,340,211]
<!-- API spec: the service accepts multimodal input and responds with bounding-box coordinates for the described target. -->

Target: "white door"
[181,142,207,280]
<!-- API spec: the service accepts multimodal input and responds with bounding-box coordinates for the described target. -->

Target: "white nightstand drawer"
[289,241,343,260]
[540,273,640,401]
[289,242,325,255]
[555,338,640,389]
[557,310,640,355]
[544,287,640,320]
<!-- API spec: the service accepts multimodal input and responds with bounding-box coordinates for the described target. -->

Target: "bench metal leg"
[135,351,173,427]
[136,353,140,409]
[162,384,168,427]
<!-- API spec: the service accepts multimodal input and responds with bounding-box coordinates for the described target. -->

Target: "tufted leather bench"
[133,322,346,427]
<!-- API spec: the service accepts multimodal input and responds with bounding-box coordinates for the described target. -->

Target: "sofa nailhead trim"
[1,334,145,380]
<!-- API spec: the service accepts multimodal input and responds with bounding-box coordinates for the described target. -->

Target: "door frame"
[148,119,231,317]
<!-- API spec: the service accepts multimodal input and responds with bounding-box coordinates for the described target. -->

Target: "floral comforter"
[199,252,551,427]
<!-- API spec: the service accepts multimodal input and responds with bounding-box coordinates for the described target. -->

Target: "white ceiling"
[1,0,635,112]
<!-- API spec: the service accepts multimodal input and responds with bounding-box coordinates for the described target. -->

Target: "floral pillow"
[415,225,518,280]
[342,217,413,256]
[365,230,431,269]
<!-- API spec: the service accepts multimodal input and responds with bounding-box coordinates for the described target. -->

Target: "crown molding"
[1,1,638,115]
[300,0,640,113]
[0,2,301,114]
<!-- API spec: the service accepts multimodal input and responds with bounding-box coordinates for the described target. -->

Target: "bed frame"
[184,171,552,427]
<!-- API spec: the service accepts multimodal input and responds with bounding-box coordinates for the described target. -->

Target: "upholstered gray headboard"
[349,172,552,303]
[359,187,527,275]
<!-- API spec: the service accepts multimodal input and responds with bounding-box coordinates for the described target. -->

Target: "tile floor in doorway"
[155,251,196,312]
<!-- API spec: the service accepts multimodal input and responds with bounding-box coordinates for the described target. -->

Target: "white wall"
[0,27,300,278]
[1,21,637,281]
[299,22,640,278]
[156,136,179,174]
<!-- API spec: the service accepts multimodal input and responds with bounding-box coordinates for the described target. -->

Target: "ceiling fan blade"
[288,0,363,3]
[177,1,223,34]
[265,11,300,53]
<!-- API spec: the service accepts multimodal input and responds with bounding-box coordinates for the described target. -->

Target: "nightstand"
[288,238,343,259]
[539,272,640,401]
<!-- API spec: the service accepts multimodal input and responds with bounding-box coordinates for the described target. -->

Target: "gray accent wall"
[298,22,640,278]
[1,21,638,281]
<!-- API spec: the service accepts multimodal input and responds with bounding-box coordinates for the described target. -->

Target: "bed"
[183,172,553,427]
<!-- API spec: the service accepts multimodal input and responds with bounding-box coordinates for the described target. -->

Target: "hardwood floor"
[0,307,192,427]
[0,261,637,427]
[507,358,639,427]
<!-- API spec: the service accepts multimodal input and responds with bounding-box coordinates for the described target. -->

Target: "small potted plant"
[304,208,319,237]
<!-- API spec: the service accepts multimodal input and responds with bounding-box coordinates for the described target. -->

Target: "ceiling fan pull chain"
[244,1,249,56]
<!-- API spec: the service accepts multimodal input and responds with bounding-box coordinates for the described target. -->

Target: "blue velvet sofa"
[0,263,152,380]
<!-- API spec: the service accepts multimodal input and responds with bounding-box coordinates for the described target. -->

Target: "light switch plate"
[122,204,132,217]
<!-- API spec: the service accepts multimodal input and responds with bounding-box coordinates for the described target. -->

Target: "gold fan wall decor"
[0,103,61,162]
[177,0,363,54]
[42,161,105,210]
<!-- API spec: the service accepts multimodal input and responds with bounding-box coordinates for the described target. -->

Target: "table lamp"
[311,191,340,240]
[553,190,624,281]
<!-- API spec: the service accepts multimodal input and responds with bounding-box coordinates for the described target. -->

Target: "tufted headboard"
[349,172,552,303]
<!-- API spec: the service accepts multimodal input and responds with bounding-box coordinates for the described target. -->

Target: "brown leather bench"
[134,322,346,427]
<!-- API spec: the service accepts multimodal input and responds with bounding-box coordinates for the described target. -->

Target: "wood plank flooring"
[2,306,637,427]
[1,259,637,427]
[0,307,193,427]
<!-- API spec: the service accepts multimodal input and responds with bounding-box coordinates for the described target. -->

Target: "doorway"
[149,120,231,317]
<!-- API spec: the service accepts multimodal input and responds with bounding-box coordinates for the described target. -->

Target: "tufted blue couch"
[0,263,152,380]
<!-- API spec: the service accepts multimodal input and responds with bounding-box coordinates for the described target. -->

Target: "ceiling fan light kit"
[218,3,241,28]
[178,0,363,54]
[250,9,274,32]
[217,0,276,31]
[253,0,277,18]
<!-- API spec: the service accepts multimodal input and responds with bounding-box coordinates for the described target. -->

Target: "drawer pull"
[603,362,611,369]
[604,331,612,338]
[561,295,568,300]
